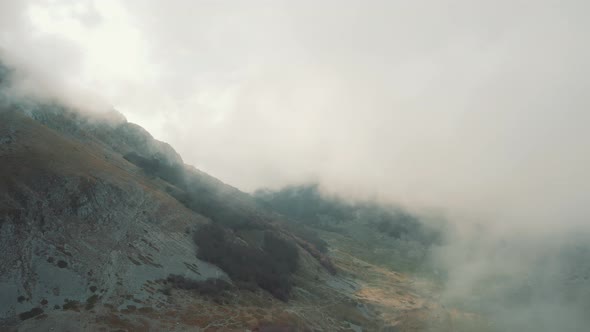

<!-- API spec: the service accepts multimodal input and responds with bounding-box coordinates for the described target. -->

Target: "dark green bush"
[18,307,43,320]
[125,152,250,227]
[166,274,233,296]
[193,224,298,301]
[124,152,185,187]
[256,184,442,247]
[286,224,328,253]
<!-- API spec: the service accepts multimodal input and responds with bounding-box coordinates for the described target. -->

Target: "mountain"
[0,62,485,331]
[254,184,444,273]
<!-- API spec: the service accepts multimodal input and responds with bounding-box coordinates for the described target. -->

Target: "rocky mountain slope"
[0,62,485,331]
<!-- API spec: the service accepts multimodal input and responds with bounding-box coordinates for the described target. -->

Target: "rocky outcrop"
[0,110,228,323]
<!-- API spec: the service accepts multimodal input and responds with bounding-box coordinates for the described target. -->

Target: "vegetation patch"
[166,274,233,296]
[294,237,337,275]
[193,223,298,301]
[18,307,43,321]
[124,152,184,186]
[125,152,252,227]
[255,184,439,241]
[85,294,99,310]
[62,299,80,311]
[255,183,444,273]
[285,223,329,253]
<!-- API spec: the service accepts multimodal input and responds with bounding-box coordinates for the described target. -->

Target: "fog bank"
[2,2,590,330]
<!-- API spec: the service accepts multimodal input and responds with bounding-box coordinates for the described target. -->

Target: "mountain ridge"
[0,61,482,331]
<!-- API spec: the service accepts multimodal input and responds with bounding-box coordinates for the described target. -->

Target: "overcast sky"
[1,0,589,232]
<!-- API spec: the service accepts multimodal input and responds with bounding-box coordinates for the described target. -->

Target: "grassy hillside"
[255,184,444,273]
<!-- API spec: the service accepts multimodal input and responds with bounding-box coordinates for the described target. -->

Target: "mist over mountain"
[2,1,590,331]
[2,51,590,331]
[1,59,454,331]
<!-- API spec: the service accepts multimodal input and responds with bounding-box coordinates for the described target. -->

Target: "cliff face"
[0,87,343,329]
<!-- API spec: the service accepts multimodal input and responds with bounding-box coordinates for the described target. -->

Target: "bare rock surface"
[0,109,226,325]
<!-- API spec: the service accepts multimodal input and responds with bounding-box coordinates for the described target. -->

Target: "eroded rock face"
[0,109,228,323]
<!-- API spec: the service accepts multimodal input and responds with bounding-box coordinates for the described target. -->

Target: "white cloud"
[2,1,589,227]
[3,2,590,330]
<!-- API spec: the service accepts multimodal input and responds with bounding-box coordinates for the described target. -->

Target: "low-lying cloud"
[2,1,590,330]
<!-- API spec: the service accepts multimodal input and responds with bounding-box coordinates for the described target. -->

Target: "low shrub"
[18,308,43,321]
[166,274,233,296]
[286,224,328,253]
[193,223,298,301]
[124,152,185,187]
